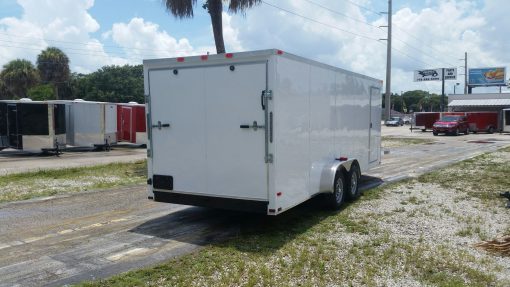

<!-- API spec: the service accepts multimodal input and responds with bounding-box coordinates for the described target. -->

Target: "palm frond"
[227,0,261,13]
[163,0,197,18]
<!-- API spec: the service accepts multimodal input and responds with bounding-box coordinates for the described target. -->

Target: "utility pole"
[441,68,445,112]
[464,52,467,94]
[384,0,392,120]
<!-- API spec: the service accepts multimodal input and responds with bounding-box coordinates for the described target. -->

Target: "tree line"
[0,47,144,103]
[0,46,447,111]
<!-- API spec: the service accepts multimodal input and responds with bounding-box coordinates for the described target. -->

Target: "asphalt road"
[0,145,146,175]
[0,127,509,287]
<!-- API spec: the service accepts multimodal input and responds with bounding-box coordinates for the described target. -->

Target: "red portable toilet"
[117,102,147,145]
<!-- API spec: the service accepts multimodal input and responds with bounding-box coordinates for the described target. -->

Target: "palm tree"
[37,47,70,100]
[0,59,39,99]
[163,0,261,54]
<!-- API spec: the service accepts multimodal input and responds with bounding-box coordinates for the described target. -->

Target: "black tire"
[346,164,361,201]
[488,127,494,134]
[433,132,438,136]
[421,129,426,132]
[454,128,459,136]
[464,128,469,135]
[326,171,346,210]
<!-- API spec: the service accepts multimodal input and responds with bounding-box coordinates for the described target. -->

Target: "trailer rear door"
[120,106,133,142]
[149,62,268,201]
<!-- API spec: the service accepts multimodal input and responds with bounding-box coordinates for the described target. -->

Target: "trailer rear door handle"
[240,121,265,131]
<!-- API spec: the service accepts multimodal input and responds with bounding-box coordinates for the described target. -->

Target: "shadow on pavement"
[130,175,383,255]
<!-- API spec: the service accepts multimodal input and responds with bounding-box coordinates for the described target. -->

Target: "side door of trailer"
[149,62,269,201]
[369,86,381,163]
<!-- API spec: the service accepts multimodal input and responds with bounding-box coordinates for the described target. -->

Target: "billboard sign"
[414,68,457,82]
[468,67,506,86]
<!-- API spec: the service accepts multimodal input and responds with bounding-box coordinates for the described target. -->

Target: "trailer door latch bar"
[240,120,265,131]
[152,121,171,130]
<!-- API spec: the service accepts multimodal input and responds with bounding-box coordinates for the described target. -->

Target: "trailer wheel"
[488,127,494,134]
[433,132,438,136]
[454,128,459,136]
[421,129,426,132]
[464,128,469,135]
[327,171,346,210]
[346,164,361,201]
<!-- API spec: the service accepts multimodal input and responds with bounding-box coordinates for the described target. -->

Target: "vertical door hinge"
[265,154,273,163]
[147,149,152,158]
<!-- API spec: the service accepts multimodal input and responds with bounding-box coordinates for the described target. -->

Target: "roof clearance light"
[277,50,284,55]
[177,57,185,62]
[200,55,208,61]
[225,53,233,58]
[336,157,348,161]
[277,192,282,197]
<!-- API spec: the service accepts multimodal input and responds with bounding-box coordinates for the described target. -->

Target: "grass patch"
[381,136,435,148]
[0,160,146,203]
[417,147,510,204]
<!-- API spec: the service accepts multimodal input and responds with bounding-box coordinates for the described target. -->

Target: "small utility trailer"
[116,102,147,145]
[0,99,66,153]
[144,49,382,215]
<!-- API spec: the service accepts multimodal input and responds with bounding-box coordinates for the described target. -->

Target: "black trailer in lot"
[0,100,66,152]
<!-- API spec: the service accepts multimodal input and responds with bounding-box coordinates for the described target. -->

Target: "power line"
[337,0,381,16]
[261,1,380,41]
[0,31,192,54]
[302,0,383,30]
[0,37,166,59]
[0,43,144,62]
[262,1,436,69]
[392,24,461,65]
[301,0,457,68]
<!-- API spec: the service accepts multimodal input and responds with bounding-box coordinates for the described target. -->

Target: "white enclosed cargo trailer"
[62,100,117,148]
[144,49,382,215]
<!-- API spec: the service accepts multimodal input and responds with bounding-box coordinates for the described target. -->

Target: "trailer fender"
[317,159,356,194]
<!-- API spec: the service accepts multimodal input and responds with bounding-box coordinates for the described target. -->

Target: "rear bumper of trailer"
[152,190,268,213]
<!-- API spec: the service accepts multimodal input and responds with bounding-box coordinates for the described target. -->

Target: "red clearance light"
[225,53,233,58]
[276,50,284,55]
[200,55,208,61]
[177,57,185,62]
[277,192,282,197]
[336,157,348,161]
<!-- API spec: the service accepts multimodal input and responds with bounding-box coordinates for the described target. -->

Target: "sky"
[0,0,508,95]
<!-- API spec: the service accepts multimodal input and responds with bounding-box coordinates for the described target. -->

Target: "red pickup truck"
[432,115,469,136]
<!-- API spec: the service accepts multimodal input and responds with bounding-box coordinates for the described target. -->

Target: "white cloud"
[109,17,196,60]
[221,12,243,52]
[0,0,127,73]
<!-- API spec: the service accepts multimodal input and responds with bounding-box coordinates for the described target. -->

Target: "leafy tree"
[164,0,261,53]
[28,84,55,101]
[70,65,144,103]
[37,47,70,100]
[0,59,39,99]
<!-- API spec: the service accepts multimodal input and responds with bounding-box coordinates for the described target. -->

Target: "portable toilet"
[65,100,117,148]
[116,102,147,145]
[0,99,66,152]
